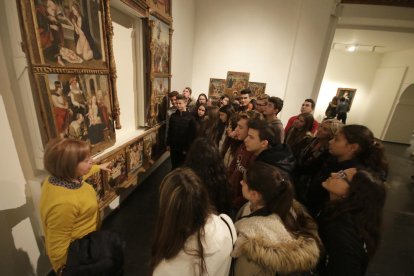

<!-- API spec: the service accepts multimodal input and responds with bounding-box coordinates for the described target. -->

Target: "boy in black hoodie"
[244,119,295,175]
[166,94,196,169]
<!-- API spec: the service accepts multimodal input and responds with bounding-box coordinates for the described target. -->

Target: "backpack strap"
[220,214,236,276]
[220,215,234,244]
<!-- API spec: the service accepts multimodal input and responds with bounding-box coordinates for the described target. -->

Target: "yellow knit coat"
[40,165,100,271]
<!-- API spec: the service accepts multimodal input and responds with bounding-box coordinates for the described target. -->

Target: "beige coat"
[232,201,321,276]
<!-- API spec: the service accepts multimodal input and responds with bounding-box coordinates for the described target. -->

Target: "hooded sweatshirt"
[255,143,295,174]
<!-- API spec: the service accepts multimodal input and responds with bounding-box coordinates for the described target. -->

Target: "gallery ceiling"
[332,3,414,53]
[333,28,414,53]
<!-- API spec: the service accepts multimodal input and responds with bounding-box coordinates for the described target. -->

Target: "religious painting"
[147,77,168,126]
[208,78,226,98]
[152,77,169,105]
[36,73,115,154]
[102,150,128,192]
[146,0,171,22]
[336,88,357,110]
[126,140,144,174]
[85,170,105,207]
[17,0,121,151]
[225,71,250,96]
[26,0,108,68]
[143,132,157,165]
[149,15,171,74]
[248,82,266,97]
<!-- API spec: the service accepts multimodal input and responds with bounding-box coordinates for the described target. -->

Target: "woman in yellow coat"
[40,138,110,272]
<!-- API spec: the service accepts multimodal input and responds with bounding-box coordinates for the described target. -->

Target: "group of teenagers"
[39,86,388,276]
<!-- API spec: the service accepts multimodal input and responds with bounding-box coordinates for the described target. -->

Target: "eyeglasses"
[336,170,350,183]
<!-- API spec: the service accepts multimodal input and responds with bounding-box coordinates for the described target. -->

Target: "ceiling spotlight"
[346,45,357,52]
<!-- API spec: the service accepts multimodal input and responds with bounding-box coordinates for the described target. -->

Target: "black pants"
[170,149,186,169]
[337,112,347,124]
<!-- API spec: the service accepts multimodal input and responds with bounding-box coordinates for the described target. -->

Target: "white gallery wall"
[316,46,414,143]
[2,0,413,273]
[171,0,196,91]
[185,0,339,122]
[381,48,414,143]
[314,50,383,123]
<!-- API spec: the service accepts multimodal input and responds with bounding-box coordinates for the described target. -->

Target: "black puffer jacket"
[166,110,196,150]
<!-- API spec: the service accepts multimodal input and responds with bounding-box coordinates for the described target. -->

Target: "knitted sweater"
[40,165,100,271]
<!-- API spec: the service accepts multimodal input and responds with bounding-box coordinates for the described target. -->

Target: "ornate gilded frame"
[145,13,172,126]
[16,0,120,155]
[146,0,171,23]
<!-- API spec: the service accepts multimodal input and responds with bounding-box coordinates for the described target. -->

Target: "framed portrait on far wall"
[336,88,357,110]
[208,78,226,98]
[225,71,250,96]
[248,82,266,97]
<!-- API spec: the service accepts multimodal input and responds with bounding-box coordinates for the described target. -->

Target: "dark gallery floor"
[102,142,414,276]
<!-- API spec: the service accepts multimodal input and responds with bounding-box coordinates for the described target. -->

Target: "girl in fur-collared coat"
[232,162,321,276]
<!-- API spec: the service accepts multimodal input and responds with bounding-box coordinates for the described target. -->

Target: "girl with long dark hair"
[185,137,230,215]
[217,104,235,151]
[232,162,321,275]
[284,112,314,158]
[306,124,388,217]
[150,168,236,276]
[194,104,207,134]
[195,93,208,108]
[198,106,220,142]
[318,168,386,275]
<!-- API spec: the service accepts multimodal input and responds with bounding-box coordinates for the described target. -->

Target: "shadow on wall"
[0,182,51,275]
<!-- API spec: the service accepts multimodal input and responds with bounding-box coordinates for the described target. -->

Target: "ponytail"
[246,163,320,244]
[341,125,389,179]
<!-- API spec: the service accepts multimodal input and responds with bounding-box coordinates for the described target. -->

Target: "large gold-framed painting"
[145,14,171,127]
[26,0,108,68]
[17,0,120,154]
[149,15,171,75]
[35,73,115,154]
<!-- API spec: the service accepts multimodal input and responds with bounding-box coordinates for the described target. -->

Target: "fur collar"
[233,201,320,274]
